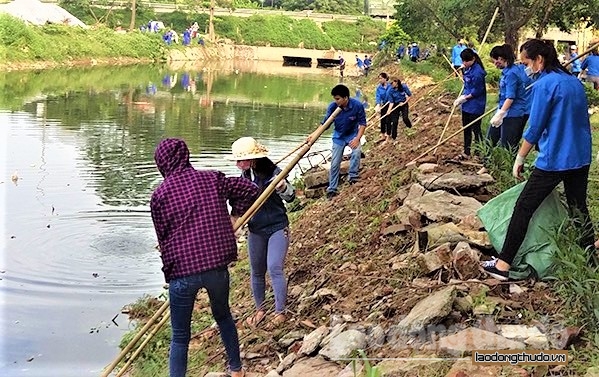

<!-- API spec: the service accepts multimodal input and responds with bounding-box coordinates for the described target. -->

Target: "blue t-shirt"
[462,62,487,114]
[322,98,367,146]
[375,83,390,105]
[388,83,412,104]
[570,52,582,73]
[451,44,466,66]
[524,70,591,171]
[582,55,599,76]
[498,64,528,117]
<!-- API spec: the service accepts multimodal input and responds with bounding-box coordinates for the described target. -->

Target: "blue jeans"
[168,268,242,377]
[327,141,361,193]
[247,228,289,313]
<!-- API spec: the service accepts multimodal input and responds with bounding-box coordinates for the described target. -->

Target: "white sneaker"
[481,257,498,269]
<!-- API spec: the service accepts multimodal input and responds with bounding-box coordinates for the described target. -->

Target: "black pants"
[500,165,594,265]
[387,104,412,139]
[486,116,526,154]
[462,111,482,155]
[380,104,390,134]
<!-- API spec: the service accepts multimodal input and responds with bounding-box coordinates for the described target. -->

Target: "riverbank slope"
[116,55,599,377]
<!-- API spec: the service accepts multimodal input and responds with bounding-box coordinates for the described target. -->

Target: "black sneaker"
[482,264,509,281]
[326,191,338,200]
[348,178,359,185]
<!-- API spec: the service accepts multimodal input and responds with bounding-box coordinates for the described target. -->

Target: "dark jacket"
[242,167,295,235]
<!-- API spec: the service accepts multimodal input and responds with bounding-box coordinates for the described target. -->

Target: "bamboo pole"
[434,7,498,155]
[480,7,499,48]
[276,106,377,165]
[101,106,343,377]
[563,40,599,67]
[434,54,465,154]
[410,71,458,108]
[275,143,304,165]
[101,300,170,377]
[114,311,171,377]
[441,54,464,81]
[235,107,343,226]
[407,107,496,165]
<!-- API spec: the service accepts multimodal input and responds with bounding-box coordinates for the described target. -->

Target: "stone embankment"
[202,162,584,377]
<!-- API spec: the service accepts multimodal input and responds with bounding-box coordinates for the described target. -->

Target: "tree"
[129,0,136,30]
[394,0,599,49]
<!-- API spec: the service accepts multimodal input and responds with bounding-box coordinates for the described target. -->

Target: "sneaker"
[348,178,359,185]
[481,258,509,281]
[481,257,498,269]
[326,191,338,200]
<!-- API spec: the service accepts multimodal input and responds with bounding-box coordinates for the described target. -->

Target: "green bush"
[0,15,165,62]
[585,82,599,107]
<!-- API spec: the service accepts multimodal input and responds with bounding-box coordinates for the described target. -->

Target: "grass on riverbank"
[0,14,165,64]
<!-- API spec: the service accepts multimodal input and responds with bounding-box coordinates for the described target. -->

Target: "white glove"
[513,155,525,179]
[275,179,287,193]
[453,95,467,107]
[375,104,381,114]
[490,110,507,127]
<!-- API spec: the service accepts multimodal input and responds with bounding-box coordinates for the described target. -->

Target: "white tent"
[0,0,87,27]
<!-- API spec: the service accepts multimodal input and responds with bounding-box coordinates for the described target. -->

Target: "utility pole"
[209,0,215,42]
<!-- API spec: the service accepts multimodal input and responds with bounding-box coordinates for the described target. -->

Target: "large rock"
[303,161,352,189]
[416,172,494,191]
[432,327,525,356]
[452,242,481,280]
[404,190,483,223]
[393,286,456,335]
[298,325,329,356]
[319,329,367,360]
[282,357,342,377]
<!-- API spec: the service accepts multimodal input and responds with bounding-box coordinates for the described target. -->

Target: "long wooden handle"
[234,107,343,228]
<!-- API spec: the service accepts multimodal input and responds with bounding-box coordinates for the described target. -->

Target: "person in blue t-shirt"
[355,55,364,75]
[482,39,595,281]
[397,44,406,60]
[339,55,346,78]
[384,77,412,142]
[409,43,420,62]
[364,55,372,76]
[306,84,367,200]
[453,48,487,159]
[568,45,582,76]
[375,72,391,142]
[451,39,467,72]
[487,44,528,153]
[580,48,599,90]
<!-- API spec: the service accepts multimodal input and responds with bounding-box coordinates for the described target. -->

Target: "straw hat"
[227,137,269,160]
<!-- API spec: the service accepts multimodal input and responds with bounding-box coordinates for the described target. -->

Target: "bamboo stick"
[434,54,465,154]
[234,107,343,226]
[435,7,498,155]
[100,300,170,377]
[102,106,344,377]
[408,107,495,165]
[480,7,499,49]
[114,311,171,377]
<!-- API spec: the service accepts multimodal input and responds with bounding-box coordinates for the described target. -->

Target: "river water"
[0,62,339,376]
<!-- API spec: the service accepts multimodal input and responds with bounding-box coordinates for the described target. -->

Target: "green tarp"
[477,181,568,280]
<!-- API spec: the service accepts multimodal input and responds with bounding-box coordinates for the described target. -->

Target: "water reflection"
[1,63,338,376]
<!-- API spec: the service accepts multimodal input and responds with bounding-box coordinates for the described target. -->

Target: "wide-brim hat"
[227,137,269,160]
